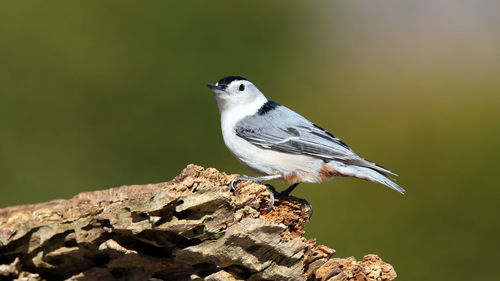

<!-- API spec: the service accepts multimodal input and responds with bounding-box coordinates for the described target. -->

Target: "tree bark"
[0,164,397,281]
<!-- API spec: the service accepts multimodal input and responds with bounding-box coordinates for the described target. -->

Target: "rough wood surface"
[0,164,397,281]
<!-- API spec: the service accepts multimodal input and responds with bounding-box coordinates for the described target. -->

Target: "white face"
[209,79,267,113]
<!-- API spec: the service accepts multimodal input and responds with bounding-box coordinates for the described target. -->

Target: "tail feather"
[346,158,398,177]
[330,163,405,194]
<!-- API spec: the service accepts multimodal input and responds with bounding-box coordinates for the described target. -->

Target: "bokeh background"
[1,1,499,280]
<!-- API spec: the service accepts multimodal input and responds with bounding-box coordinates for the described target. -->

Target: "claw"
[264,184,276,211]
[228,178,238,192]
[262,183,313,219]
[228,175,250,192]
[228,176,312,218]
[298,198,313,220]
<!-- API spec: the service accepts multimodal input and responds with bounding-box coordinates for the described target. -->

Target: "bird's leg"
[228,174,282,192]
[277,183,300,197]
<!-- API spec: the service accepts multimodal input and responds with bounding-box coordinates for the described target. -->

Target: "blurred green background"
[1,1,499,280]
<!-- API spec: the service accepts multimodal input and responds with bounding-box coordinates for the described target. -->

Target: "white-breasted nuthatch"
[207,76,404,211]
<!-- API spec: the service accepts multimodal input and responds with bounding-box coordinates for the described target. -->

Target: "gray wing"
[235,103,357,161]
[235,102,397,176]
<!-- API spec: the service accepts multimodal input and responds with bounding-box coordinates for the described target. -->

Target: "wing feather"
[235,103,398,177]
[235,103,356,161]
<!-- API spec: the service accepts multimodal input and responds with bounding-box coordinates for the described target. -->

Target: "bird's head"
[207,76,267,113]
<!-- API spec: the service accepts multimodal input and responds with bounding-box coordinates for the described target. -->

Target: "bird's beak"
[207,84,226,96]
[207,84,222,91]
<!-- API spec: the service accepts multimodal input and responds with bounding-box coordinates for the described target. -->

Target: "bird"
[207,76,405,212]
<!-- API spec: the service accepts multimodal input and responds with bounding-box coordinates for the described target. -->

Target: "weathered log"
[0,164,397,281]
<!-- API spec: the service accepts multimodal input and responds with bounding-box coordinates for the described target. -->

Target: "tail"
[329,162,406,194]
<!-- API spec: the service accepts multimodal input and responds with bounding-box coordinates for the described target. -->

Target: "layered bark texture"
[0,164,397,281]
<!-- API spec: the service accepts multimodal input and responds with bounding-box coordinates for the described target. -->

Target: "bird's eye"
[239,84,245,91]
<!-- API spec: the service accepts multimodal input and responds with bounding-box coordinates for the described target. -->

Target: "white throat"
[218,94,267,129]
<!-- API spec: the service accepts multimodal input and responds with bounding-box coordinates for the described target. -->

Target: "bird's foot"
[263,184,313,220]
[297,198,313,220]
[228,174,281,192]
[264,184,277,211]
[228,175,251,192]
